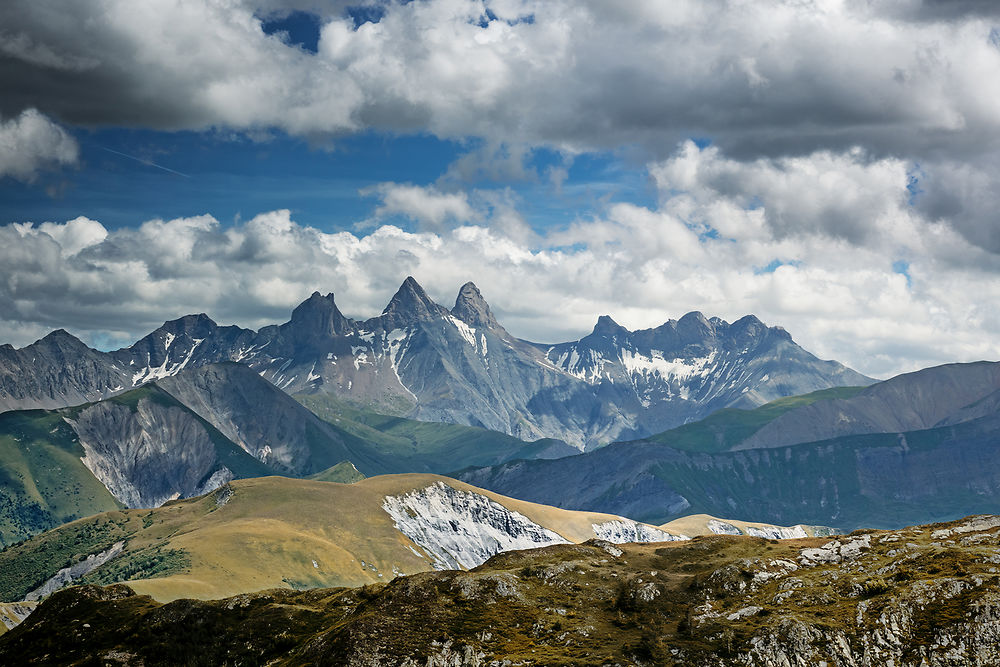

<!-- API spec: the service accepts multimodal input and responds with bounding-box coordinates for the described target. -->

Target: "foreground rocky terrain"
[3,514,1000,665]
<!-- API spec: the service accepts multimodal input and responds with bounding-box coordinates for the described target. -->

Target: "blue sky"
[2,0,1000,377]
[0,126,654,236]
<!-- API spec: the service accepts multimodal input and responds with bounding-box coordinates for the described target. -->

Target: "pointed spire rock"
[590,315,628,338]
[452,282,502,331]
[289,291,352,337]
[375,277,448,330]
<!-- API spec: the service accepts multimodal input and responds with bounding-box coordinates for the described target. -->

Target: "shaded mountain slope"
[461,406,1000,531]
[0,363,575,545]
[460,361,1000,530]
[735,360,1000,449]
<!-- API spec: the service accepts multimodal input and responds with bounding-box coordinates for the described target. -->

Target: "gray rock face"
[0,330,132,412]
[0,278,874,450]
[154,363,363,476]
[23,542,125,602]
[382,481,570,570]
[66,392,236,509]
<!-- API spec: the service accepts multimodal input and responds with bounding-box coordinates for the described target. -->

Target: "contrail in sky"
[100,146,190,178]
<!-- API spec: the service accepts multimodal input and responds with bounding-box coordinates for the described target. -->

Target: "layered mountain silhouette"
[459,361,1000,530]
[0,277,873,449]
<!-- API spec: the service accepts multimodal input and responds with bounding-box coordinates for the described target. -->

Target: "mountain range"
[2,278,1000,663]
[0,277,873,450]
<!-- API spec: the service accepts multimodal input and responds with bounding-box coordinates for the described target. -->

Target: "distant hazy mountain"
[459,361,1000,530]
[0,277,873,449]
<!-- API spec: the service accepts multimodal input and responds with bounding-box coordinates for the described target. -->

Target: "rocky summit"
[0,277,873,449]
[3,514,1000,666]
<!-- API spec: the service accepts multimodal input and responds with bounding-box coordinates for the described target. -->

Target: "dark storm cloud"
[876,0,1000,22]
[0,0,997,162]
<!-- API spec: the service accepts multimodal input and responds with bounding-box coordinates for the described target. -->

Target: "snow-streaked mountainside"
[0,277,873,449]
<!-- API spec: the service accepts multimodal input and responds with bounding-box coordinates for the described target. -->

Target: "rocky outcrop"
[23,542,125,602]
[591,519,687,543]
[382,482,569,569]
[66,391,237,508]
[0,602,35,635]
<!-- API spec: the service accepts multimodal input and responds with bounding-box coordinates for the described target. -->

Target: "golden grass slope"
[2,473,828,605]
[133,474,683,600]
[3,474,674,603]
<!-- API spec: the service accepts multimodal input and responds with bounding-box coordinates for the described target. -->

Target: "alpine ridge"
[0,278,874,449]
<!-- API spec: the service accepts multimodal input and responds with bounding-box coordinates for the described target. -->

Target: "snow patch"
[591,520,688,544]
[382,482,569,570]
[619,349,716,383]
[449,316,477,347]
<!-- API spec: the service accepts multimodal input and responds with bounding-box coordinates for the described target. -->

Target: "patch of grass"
[295,392,570,473]
[78,547,189,586]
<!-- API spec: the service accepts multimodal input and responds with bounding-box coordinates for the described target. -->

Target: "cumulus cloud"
[0,108,78,181]
[2,0,998,160]
[2,143,999,379]
[363,182,477,230]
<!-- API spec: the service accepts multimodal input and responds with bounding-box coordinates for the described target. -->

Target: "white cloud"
[0,108,78,181]
[363,182,477,229]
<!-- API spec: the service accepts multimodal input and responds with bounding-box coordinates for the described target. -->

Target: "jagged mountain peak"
[590,315,627,338]
[676,311,715,343]
[35,328,91,352]
[452,281,502,331]
[374,276,448,329]
[288,290,352,337]
[156,313,218,338]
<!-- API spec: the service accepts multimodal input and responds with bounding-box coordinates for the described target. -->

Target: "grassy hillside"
[307,461,366,483]
[643,385,865,453]
[296,392,575,471]
[0,410,122,548]
[0,474,657,603]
